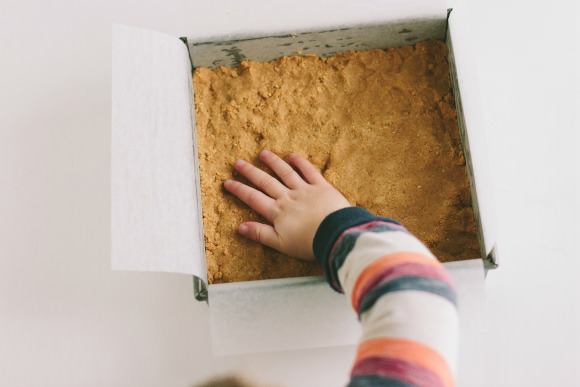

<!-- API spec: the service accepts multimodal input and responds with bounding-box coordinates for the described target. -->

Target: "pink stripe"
[352,356,445,387]
[343,220,405,234]
[326,220,403,290]
[328,220,405,263]
[357,261,453,305]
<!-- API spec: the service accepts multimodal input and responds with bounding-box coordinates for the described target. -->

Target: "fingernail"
[234,159,244,168]
[224,180,233,189]
[238,224,248,234]
[260,149,271,158]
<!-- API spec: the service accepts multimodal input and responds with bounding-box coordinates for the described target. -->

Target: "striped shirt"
[313,207,458,387]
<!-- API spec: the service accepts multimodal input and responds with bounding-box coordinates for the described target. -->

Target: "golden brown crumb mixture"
[193,40,480,284]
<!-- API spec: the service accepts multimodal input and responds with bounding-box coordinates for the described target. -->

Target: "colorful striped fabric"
[313,207,458,387]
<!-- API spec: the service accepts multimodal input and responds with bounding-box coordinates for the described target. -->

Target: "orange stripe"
[356,338,454,387]
[351,252,440,310]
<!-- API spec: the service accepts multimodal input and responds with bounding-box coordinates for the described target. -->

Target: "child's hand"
[224,150,351,261]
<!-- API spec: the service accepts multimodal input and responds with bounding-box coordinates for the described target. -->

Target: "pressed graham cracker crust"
[193,40,480,284]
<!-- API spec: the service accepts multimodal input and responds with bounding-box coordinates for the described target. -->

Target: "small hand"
[224,150,351,261]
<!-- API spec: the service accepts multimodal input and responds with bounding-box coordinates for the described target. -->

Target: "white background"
[0,0,578,386]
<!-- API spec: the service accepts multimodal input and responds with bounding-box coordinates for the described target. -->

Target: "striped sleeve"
[313,207,458,387]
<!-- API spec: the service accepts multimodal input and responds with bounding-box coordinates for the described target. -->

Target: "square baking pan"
[111,4,497,355]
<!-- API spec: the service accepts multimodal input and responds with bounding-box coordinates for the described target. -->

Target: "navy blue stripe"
[348,375,413,387]
[358,275,458,315]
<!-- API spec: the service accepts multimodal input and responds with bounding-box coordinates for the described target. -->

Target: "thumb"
[238,222,281,251]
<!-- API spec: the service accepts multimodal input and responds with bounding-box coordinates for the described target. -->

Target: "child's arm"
[314,207,457,387]
[225,150,458,387]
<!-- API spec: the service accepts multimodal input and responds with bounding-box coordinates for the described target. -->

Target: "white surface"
[444,259,486,385]
[111,25,205,278]
[0,0,578,386]
[208,277,360,355]
[208,261,482,359]
[448,8,498,257]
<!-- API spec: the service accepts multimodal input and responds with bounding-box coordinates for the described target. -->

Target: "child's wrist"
[313,207,401,292]
[314,207,370,291]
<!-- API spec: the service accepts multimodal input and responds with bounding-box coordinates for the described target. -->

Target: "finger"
[224,180,276,222]
[238,221,281,251]
[233,159,288,199]
[259,149,304,189]
[288,153,326,185]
